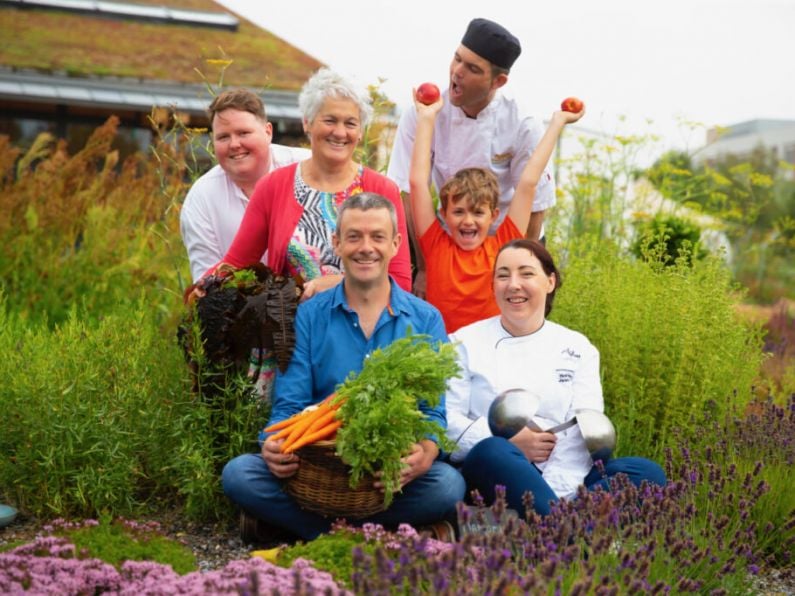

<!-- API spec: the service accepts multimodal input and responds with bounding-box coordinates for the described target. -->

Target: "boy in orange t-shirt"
[408,92,583,332]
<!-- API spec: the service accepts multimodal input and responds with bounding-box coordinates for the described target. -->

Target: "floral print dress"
[249,165,365,401]
[284,165,365,280]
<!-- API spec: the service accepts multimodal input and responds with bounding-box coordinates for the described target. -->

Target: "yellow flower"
[749,172,773,188]
[251,547,281,563]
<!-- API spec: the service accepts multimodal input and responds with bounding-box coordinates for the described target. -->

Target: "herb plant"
[277,526,371,588]
[49,517,196,574]
[334,335,459,505]
[552,241,763,458]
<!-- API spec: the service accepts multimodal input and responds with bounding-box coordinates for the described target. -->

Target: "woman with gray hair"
[208,68,412,297]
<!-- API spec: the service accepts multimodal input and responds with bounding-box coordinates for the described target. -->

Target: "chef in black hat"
[450,17,522,115]
[387,18,556,297]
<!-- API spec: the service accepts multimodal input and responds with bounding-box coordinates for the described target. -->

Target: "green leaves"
[0,302,188,517]
[58,517,197,574]
[334,335,459,506]
[0,295,263,521]
[552,243,764,459]
[277,528,369,587]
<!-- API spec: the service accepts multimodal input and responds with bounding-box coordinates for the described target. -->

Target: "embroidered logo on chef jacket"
[556,368,574,383]
[491,151,513,165]
[561,348,581,360]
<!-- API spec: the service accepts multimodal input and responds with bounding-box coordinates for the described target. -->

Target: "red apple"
[560,96,584,113]
[416,82,441,105]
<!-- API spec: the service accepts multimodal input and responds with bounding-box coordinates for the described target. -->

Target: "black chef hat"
[461,18,521,70]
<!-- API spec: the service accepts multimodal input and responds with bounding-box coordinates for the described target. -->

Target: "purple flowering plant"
[4,516,197,575]
[0,533,348,594]
[348,403,794,595]
[2,400,792,593]
[669,395,795,567]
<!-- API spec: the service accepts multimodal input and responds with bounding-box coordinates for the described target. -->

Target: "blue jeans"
[222,453,466,540]
[461,437,666,516]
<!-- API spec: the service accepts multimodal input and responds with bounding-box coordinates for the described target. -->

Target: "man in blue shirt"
[222,192,465,540]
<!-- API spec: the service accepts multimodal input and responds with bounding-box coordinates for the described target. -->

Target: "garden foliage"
[0,119,261,519]
[547,125,768,457]
[674,396,795,566]
[645,147,795,303]
[0,118,187,326]
[0,111,792,590]
[0,289,259,521]
[39,517,197,574]
[760,300,795,396]
[550,240,763,458]
[6,398,793,595]
[629,213,707,266]
[1,537,346,594]
[0,297,187,517]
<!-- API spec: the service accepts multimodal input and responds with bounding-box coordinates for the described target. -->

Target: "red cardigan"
[216,163,412,292]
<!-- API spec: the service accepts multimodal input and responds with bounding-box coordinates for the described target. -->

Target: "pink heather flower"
[396,524,420,539]
[0,554,121,594]
[1,547,348,595]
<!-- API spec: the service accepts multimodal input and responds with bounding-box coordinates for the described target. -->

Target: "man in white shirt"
[180,89,310,281]
[387,18,555,297]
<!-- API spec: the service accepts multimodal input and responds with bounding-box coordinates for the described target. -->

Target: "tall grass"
[548,128,766,458]
[0,118,260,519]
[551,239,763,458]
[0,118,187,326]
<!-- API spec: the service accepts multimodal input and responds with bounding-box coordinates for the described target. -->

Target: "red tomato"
[416,83,441,105]
[560,97,584,113]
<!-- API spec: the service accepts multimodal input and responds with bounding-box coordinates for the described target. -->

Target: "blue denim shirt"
[259,277,449,443]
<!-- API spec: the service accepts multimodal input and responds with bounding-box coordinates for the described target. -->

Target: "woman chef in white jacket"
[445,238,666,516]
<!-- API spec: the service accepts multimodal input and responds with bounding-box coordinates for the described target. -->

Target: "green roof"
[0,0,323,91]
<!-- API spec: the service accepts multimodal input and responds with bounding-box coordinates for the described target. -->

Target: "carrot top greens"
[333,334,460,506]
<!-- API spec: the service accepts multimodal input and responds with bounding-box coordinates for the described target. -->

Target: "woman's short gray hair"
[298,68,373,127]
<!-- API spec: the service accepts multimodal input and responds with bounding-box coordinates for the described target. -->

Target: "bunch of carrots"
[263,394,344,454]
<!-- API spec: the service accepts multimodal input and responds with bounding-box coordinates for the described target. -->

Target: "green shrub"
[171,372,263,520]
[173,283,273,519]
[0,293,266,520]
[0,297,189,517]
[551,240,764,458]
[631,214,708,266]
[278,528,373,588]
[0,116,268,522]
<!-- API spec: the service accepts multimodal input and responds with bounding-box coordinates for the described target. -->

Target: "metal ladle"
[487,388,541,439]
[487,388,574,437]
[572,409,617,462]
[487,389,617,460]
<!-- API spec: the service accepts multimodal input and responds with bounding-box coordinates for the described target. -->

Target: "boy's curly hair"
[439,167,500,212]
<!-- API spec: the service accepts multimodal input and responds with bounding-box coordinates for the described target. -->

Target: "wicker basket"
[285,440,386,518]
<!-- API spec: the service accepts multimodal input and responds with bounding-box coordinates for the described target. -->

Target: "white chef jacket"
[180,144,311,281]
[386,89,555,230]
[446,316,602,498]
